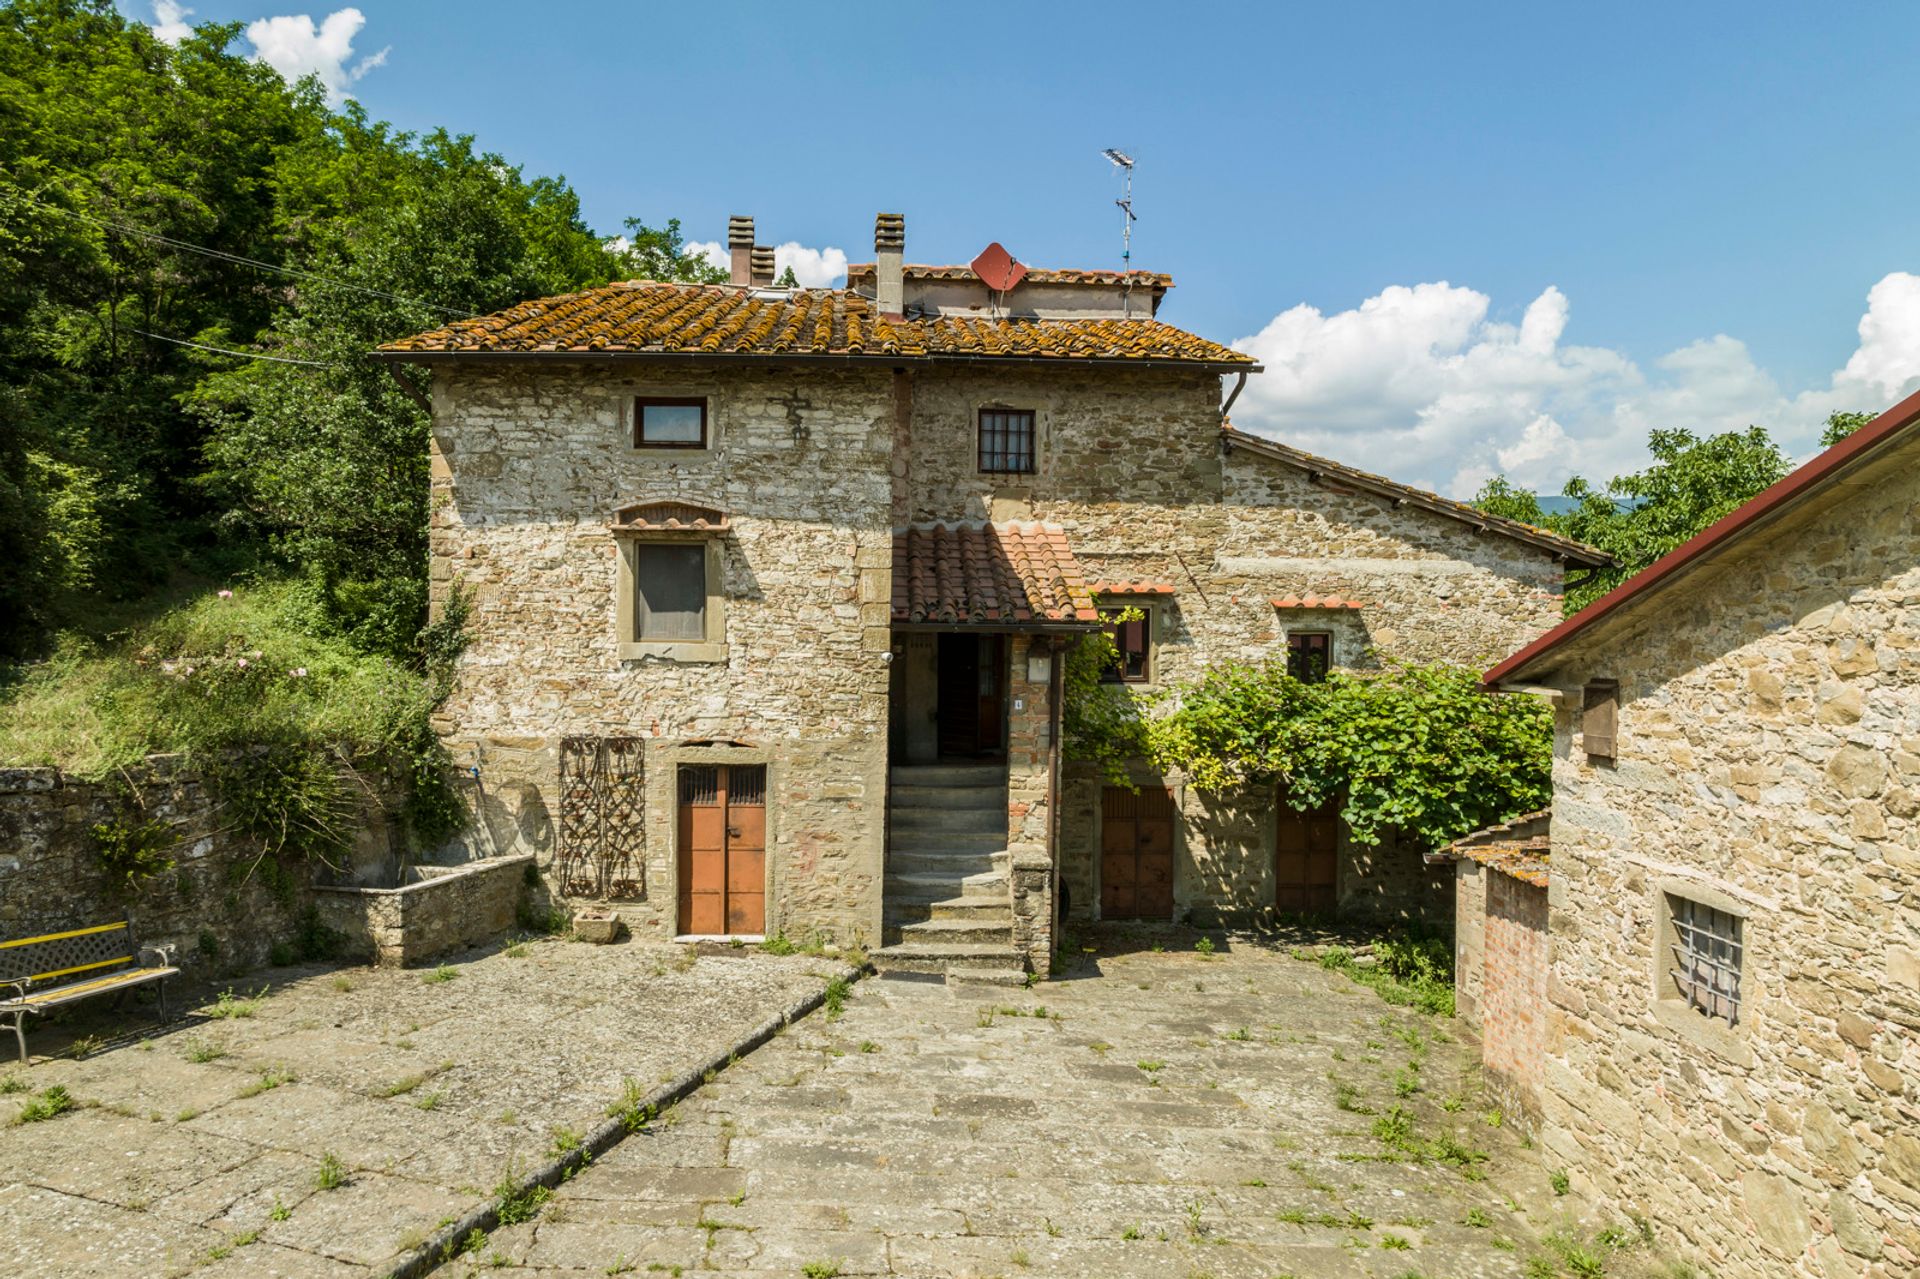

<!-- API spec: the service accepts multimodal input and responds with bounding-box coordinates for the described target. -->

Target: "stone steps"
[882,763,1023,981]
[893,917,1014,947]
[889,807,1006,835]
[869,941,1029,979]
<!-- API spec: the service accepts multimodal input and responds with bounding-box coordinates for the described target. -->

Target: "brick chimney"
[727,215,754,287]
[874,212,905,317]
[750,245,776,288]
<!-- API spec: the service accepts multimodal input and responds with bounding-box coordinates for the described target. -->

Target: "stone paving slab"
[0,937,836,1277]
[438,931,1662,1279]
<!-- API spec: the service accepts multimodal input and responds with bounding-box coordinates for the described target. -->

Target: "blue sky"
[138,1,1920,495]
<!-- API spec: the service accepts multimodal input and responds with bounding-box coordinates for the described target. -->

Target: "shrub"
[90,815,177,898]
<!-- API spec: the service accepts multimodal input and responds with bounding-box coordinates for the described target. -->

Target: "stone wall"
[1454,861,1489,1023]
[899,364,1568,926]
[0,757,403,976]
[1525,434,1920,1278]
[312,854,533,966]
[426,363,893,946]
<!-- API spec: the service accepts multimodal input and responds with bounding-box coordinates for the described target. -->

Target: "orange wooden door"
[1275,795,1339,914]
[1101,786,1175,919]
[677,765,767,935]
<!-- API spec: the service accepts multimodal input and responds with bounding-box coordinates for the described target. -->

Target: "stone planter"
[311,854,534,966]
[573,908,622,944]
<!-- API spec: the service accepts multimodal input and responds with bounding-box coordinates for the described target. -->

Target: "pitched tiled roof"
[892,523,1100,628]
[845,263,1174,289]
[1425,810,1550,886]
[1271,596,1365,610]
[377,282,1252,368]
[1222,425,1611,568]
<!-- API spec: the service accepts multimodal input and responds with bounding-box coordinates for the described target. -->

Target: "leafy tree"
[775,264,799,288]
[1819,409,1876,447]
[1473,426,1792,611]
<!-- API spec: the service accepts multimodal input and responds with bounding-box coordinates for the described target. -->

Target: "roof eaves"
[1483,384,1920,689]
[1221,427,1611,568]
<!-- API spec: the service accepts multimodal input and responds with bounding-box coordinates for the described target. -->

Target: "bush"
[90,815,176,898]
[1315,931,1456,1017]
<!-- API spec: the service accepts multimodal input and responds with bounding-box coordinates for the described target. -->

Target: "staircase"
[873,763,1028,985]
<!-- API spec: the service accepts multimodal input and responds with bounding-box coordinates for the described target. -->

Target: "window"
[978,409,1036,474]
[1666,894,1743,1026]
[635,397,708,449]
[1100,607,1150,683]
[635,543,707,640]
[1582,680,1618,761]
[1287,632,1331,683]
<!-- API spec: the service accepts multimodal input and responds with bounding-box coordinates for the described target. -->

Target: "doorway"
[676,763,766,935]
[1275,795,1338,914]
[1101,785,1175,919]
[936,633,1007,758]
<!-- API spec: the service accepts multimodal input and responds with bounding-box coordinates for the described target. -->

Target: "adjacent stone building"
[375,212,1606,979]
[1483,394,1920,1278]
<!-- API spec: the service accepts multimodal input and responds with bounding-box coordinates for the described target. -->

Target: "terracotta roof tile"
[892,523,1100,627]
[845,263,1174,289]
[1090,580,1177,597]
[379,281,1252,368]
[1271,596,1366,610]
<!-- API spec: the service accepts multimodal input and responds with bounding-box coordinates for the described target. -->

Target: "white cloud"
[151,0,194,43]
[245,8,388,104]
[1229,273,1920,497]
[683,240,848,287]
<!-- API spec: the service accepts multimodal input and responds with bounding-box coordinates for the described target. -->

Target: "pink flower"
[236,658,248,669]
[290,667,308,678]
[217,590,233,599]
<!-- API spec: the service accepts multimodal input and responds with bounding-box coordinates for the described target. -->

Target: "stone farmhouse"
[373,213,1607,980]
[1477,392,1920,1278]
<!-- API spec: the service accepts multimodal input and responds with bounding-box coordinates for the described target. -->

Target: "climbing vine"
[1060,610,1151,786]
[1147,659,1551,850]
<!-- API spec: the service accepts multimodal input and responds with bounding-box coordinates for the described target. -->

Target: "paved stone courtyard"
[471,933,1636,1279]
[0,938,838,1278]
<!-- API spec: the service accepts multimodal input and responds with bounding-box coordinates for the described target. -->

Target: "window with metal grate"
[978,408,1036,474]
[1667,894,1742,1026]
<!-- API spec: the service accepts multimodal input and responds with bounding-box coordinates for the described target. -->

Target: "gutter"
[1483,382,1920,689]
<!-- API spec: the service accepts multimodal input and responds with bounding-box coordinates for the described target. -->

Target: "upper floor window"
[636,397,708,449]
[634,543,707,640]
[610,500,728,662]
[1287,632,1331,683]
[978,409,1036,474]
[1100,607,1151,683]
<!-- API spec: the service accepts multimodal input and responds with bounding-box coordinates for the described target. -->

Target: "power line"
[26,195,479,319]
[124,326,332,367]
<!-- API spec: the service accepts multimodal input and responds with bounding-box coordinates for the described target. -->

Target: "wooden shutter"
[1582,680,1617,761]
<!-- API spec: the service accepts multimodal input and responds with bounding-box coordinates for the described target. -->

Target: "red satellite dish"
[970,242,1027,292]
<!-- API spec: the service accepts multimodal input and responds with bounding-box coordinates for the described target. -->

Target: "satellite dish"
[970,242,1027,293]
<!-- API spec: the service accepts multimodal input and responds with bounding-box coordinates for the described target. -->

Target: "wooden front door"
[1275,795,1338,914]
[677,764,766,935]
[1101,785,1175,919]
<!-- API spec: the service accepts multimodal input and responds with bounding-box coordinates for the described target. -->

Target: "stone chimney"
[874,212,905,317]
[750,246,776,288]
[727,215,754,287]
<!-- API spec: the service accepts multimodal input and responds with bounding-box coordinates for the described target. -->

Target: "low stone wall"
[312,854,534,966]
[0,757,402,977]
[1480,870,1548,1128]
[1009,851,1053,977]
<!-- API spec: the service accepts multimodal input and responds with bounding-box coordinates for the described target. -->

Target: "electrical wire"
[123,326,332,367]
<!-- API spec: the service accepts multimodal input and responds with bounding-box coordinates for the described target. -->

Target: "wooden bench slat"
[24,955,134,983]
[1,967,178,1010]
[0,922,130,950]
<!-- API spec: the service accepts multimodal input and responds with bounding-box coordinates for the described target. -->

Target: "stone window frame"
[1649,875,1756,1066]
[614,524,728,664]
[616,389,724,460]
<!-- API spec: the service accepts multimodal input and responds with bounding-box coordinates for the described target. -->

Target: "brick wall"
[1480,869,1548,1126]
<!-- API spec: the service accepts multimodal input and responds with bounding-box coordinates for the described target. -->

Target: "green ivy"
[1147,659,1550,851]
[90,815,177,899]
[1060,610,1151,786]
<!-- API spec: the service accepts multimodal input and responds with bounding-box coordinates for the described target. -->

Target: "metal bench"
[0,922,178,1062]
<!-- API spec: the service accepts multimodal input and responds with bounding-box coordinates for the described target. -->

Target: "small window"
[635,543,707,639]
[1666,894,1743,1026]
[635,397,708,449]
[978,408,1036,474]
[1100,607,1150,683]
[1583,680,1618,761]
[1287,632,1331,683]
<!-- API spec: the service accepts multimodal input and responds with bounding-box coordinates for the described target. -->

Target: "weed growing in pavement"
[12,1085,75,1124]
[0,1074,25,1095]
[183,1036,227,1063]
[822,976,850,1021]
[1551,1169,1571,1196]
[238,1065,296,1097]
[206,986,265,1019]
[800,1263,841,1279]
[422,963,457,985]
[314,1151,346,1191]
[493,1162,552,1225]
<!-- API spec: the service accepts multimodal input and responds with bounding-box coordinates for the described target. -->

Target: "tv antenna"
[1102,148,1137,317]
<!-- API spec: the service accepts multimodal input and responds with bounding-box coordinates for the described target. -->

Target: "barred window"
[1667,895,1743,1026]
[978,409,1036,474]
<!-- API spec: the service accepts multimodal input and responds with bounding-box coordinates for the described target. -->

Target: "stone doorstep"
[896,918,1015,947]
[883,870,1007,900]
[887,783,1011,809]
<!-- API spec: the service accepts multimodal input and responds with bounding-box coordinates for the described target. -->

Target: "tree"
[775,264,799,288]
[1473,426,1791,612]
[1820,409,1876,447]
